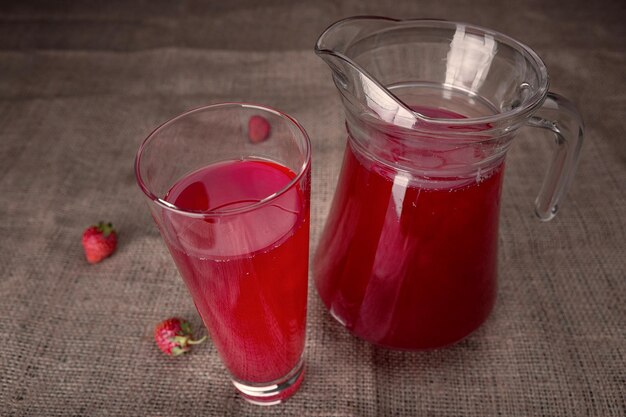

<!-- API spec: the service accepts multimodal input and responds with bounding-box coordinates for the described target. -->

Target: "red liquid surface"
[314,107,504,349]
[162,159,309,383]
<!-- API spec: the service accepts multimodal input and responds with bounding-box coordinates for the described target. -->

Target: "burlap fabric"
[1,1,624,416]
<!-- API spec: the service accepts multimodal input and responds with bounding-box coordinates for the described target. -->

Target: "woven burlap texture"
[0,0,624,416]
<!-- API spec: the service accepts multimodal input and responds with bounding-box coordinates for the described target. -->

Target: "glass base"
[231,358,305,405]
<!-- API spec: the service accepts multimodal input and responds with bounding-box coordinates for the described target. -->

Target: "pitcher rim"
[315,16,550,127]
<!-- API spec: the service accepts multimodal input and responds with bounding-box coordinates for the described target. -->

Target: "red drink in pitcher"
[314,107,504,349]
[313,16,584,352]
[162,159,309,383]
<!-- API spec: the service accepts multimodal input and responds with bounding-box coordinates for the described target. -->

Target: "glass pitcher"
[313,17,584,350]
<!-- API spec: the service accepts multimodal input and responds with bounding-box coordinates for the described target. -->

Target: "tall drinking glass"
[135,103,311,405]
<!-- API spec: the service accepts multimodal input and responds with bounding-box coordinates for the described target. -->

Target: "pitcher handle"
[526,91,584,221]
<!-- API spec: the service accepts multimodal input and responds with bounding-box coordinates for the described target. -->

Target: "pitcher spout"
[315,17,417,128]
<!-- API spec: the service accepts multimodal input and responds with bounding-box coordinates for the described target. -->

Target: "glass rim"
[315,16,550,127]
[134,102,312,218]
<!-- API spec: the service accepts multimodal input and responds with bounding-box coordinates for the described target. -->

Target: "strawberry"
[82,222,117,264]
[154,317,207,356]
[248,115,271,143]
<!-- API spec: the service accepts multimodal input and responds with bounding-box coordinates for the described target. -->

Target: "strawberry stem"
[187,335,207,345]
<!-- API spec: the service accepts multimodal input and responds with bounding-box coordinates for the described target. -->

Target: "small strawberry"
[82,222,117,264]
[154,317,207,356]
[248,115,271,143]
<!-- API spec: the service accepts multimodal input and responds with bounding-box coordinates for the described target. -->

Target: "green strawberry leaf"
[173,335,189,346]
[180,321,192,335]
[171,346,187,356]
